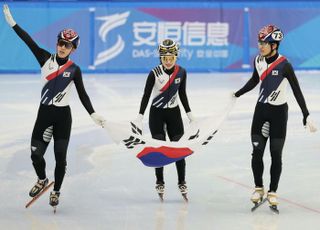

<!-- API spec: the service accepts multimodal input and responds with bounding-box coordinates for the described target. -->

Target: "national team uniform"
[139,64,191,184]
[235,52,309,192]
[13,24,95,192]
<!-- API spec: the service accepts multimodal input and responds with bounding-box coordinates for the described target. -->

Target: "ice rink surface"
[0,72,319,229]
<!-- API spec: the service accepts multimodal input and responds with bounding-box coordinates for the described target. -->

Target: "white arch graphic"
[94,11,130,67]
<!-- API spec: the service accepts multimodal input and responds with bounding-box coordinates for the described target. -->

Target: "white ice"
[0,72,319,229]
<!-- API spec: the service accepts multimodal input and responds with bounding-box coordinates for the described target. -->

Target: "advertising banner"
[1,2,320,73]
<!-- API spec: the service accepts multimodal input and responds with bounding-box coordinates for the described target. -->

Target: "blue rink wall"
[1,1,320,73]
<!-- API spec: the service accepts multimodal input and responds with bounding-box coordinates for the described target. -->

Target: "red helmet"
[57,29,80,49]
[258,25,283,43]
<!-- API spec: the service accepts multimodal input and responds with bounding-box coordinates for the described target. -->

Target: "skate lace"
[251,191,263,201]
[252,187,264,197]
[267,193,278,205]
[178,184,187,193]
[32,181,45,192]
[51,194,58,201]
[35,179,48,188]
[50,192,60,203]
[253,190,263,196]
[155,184,165,193]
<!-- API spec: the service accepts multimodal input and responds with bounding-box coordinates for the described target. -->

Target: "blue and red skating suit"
[255,54,289,105]
[138,64,191,183]
[139,64,191,114]
[13,24,94,113]
[235,52,309,192]
[12,24,95,191]
[235,52,309,117]
[41,55,78,106]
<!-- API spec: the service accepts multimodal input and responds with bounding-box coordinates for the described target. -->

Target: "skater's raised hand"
[3,4,16,27]
[303,115,317,133]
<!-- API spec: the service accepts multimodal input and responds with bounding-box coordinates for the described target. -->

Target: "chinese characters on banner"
[132,21,229,60]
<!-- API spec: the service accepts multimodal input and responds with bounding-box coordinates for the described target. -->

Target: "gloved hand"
[133,114,143,126]
[90,112,106,128]
[134,114,143,122]
[186,112,195,123]
[233,91,240,98]
[231,92,238,101]
[3,4,16,27]
[303,115,317,133]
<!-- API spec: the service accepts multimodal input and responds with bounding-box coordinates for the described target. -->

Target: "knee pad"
[54,140,68,153]
[251,135,267,152]
[251,135,267,161]
[270,138,285,152]
[54,140,68,167]
[30,139,47,163]
[270,138,285,159]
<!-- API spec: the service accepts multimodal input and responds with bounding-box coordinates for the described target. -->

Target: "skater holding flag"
[135,39,194,201]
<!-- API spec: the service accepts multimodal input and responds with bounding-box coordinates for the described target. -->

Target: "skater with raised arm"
[3,4,106,210]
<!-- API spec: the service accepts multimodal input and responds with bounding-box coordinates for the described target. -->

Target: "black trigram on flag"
[123,136,145,149]
[202,130,218,145]
[188,129,200,140]
[130,122,142,135]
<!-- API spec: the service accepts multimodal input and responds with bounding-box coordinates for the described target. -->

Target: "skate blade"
[158,193,164,202]
[182,194,188,202]
[269,205,279,214]
[251,198,267,212]
[25,181,55,208]
[53,206,57,214]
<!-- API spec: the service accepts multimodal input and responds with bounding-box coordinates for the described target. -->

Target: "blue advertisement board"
[1,2,320,73]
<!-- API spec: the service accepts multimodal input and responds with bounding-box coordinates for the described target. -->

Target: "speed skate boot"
[29,178,49,197]
[178,181,188,202]
[49,191,60,207]
[267,192,279,214]
[178,182,188,194]
[155,182,165,201]
[267,192,279,206]
[251,187,265,204]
